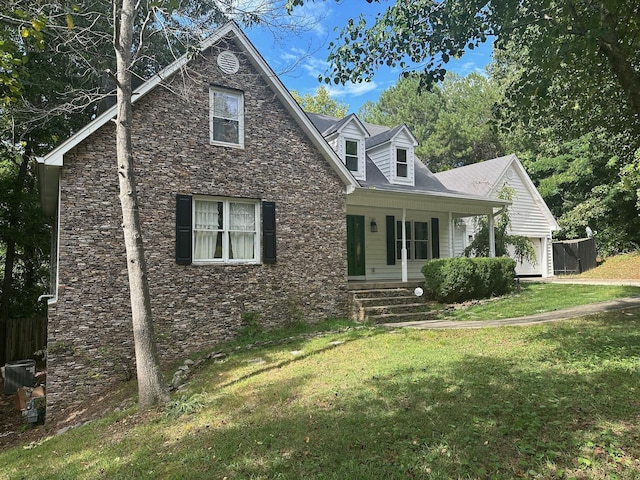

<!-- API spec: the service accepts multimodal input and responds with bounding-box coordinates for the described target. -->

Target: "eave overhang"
[347,186,510,216]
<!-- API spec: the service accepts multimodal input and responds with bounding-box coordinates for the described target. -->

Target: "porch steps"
[350,287,440,323]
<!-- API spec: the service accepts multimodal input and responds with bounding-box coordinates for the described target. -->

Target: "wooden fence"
[5,317,47,362]
[553,238,597,275]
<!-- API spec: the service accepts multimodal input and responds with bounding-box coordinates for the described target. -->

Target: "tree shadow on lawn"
[43,315,640,479]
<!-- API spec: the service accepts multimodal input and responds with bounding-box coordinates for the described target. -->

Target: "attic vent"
[217,51,239,74]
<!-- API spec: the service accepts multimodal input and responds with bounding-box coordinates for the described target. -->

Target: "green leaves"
[290,86,348,117]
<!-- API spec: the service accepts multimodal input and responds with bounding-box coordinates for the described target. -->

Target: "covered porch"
[345,188,509,283]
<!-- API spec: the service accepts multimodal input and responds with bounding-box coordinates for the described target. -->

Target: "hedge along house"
[435,155,560,277]
[38,22,507,422]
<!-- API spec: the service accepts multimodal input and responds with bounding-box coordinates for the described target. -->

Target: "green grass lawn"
[436,282,640,321]
[2,307,640,479]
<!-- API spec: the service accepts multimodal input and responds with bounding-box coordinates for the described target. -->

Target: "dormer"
[321,114,369,182]
[365,125,418,186]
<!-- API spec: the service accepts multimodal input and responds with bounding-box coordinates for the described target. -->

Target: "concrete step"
[351,286,439,323]
[366,311,441,323]
[351,288,419,299]
[363,303,437,315]
[358,295,424,307]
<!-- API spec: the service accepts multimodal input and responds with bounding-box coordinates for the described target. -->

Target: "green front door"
[347,215,366,276]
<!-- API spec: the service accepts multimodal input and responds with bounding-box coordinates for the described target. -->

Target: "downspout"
[47,175,61,305]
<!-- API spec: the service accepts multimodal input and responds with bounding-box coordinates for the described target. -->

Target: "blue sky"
[244,1,493,114]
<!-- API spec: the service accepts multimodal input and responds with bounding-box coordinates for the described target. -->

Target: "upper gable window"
[396,148,408,178]
[210,87,244,148]
[345,140,359,172]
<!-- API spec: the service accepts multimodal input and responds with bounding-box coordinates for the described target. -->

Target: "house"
[38,22,508,422]
[435,154,560,277]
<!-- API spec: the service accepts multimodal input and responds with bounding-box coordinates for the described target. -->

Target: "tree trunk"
[0,238,16,365]
[115,0,168,409]
[598,40,640,126]
[596,4,640,128]
[0,154,30,365]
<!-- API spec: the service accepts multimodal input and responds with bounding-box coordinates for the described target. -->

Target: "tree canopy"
[287,0,640,134]
[289,0,640,253]
[361,72,504,171]
[291,86,349,117]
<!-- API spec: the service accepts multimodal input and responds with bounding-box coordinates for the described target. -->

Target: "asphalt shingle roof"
[434,154,517,196]
[306,112,456,195]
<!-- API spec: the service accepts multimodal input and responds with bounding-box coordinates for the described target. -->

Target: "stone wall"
[46,34,349,423]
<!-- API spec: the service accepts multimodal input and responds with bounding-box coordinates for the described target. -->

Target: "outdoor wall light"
[370,219,378,232]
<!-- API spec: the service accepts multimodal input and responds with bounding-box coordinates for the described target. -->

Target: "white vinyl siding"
[497,167,552,237]
[496,166,556,276]
[367,144,391,180]
[346,205,445,281]
[210,87,244,148]
[193,197,259,263]
[340,120,367,181]
[391,139,414,185]
[367,131,415,186]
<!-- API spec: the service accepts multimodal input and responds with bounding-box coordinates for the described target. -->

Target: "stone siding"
[46,35,349,423]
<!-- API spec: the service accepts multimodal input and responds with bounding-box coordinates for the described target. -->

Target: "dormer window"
[345,140,359,172]
[396,148,408,178]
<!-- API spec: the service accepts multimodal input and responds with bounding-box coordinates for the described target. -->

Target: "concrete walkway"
[383,279,640,330]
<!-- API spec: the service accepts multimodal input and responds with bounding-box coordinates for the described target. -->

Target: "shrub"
[422,257,516,303]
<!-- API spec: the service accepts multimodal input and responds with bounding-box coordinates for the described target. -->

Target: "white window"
[414,221,429,260]
[396,220,430,260]
[345,139,359,172]
[396,148,408,178]
[210,87,244,147]
[193,197,259,263]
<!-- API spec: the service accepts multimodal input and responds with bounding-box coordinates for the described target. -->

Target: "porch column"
[401,208,408,282]
[488,211,496,257]
[448,211,453,257]
[542,236,550,277]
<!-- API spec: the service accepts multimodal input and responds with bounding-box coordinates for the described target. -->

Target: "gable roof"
[39,22,358,191]
[434,154,515,197]
[366,124,417,149]
[435,154,559,229]
[310,113,370,138]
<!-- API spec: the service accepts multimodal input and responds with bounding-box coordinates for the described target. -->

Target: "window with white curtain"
[193,197,258,262]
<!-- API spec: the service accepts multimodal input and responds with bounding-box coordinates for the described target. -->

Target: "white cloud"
[326,80,379,98]
[299,54,330,78]
[291,1,332,37]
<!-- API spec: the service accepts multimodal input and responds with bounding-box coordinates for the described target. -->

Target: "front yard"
[2,302,640,479]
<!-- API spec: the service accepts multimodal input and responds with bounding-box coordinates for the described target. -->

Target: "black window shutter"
[386,215,396,265]
[263,201,276,264]
[431,217,440,259]
[176,194,192,265]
